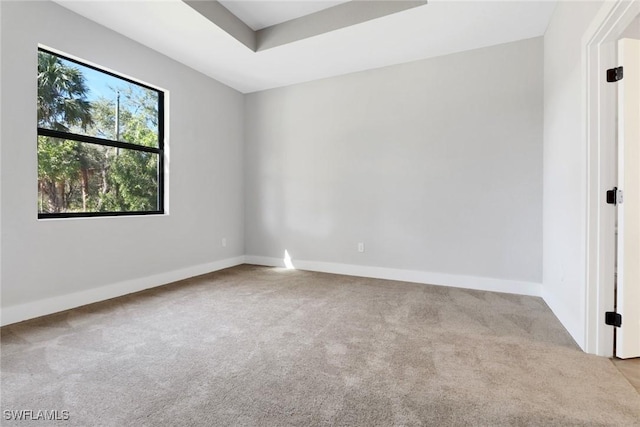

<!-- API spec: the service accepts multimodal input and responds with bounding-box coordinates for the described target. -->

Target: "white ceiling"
[54,1,557,94]
[219,0,351,31]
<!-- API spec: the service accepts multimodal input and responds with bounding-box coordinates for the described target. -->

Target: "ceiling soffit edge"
[184,0,428,52]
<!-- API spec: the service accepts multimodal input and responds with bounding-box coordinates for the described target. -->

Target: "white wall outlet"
[358,242,365,253]
[222,238,227,247]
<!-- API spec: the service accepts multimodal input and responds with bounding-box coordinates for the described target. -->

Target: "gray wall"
[245,37,543,285]
[542,0,604,348]
[0,1,244,310]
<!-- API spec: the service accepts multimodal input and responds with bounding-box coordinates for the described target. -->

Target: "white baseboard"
[0,256,245,327]
[2,255,545,327]
[245,256,542,297]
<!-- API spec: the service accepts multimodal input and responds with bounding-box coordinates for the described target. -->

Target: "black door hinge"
[606,187,620,205]
[605,312,622,327]
[607,66,624,82]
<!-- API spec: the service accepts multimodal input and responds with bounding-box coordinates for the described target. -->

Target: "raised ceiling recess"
[184,0,428,51]
[218,1,351,31]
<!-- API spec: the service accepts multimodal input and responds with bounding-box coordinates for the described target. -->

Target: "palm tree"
[37,52,93,131]
[37,51,94,212]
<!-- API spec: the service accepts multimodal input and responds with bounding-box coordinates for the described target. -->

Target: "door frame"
[585,0,640,356]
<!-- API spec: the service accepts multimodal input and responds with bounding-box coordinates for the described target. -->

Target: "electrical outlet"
[222,238,227,247]
[358,242,365,253]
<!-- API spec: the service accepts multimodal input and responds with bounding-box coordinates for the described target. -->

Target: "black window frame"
[37,47,165,219]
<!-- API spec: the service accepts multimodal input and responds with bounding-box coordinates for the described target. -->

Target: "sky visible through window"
[41,53,160,147]
[59,56,152,116]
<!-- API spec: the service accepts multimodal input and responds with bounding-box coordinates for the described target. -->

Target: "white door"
[616,38,640,359]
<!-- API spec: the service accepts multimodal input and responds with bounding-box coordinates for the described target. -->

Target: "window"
[37,48,164,218]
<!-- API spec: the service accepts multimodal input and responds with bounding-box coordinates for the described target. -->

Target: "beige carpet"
[1,265,639,426]
[613,358,640,394]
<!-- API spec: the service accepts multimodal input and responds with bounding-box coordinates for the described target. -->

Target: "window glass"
[37,48,164,218]
[38,137,159,214]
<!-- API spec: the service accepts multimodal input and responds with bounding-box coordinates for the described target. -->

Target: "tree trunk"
[96,167,109,211]
[81,168,89,211]
[57,180,66,212]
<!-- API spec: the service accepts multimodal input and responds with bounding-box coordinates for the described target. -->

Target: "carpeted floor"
[613,358,640,394]
[1,265,639,426]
